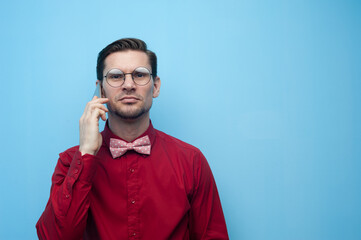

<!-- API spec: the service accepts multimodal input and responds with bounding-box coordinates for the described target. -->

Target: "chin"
[114,107,149,120]
[108,101,152,120]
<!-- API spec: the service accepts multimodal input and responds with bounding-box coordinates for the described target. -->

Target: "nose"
[122,73,136,91]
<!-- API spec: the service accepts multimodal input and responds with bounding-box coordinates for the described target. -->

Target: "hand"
[79,96,109,156]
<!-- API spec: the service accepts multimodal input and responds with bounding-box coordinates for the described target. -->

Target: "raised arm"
[36,96,108,240]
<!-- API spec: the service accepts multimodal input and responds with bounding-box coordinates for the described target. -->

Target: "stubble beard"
[107,101,152,120]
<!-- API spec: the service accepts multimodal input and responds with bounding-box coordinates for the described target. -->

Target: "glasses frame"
[104,67,153,88]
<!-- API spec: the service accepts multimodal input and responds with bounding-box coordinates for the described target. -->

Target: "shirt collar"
[101,120,156,149]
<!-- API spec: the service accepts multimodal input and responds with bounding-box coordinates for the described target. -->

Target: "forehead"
[104,50,150,73]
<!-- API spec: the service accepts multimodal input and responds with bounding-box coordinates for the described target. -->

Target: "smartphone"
[92,82,107,125]
[93,82,102,98]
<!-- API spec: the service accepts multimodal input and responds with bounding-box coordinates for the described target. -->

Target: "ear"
[152,76,161,98]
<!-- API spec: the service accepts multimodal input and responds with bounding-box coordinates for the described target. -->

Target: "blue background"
[1,0,360,239]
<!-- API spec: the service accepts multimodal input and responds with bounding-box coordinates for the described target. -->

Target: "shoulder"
[155,129,200,151]
[154,129,205,160]
[154,129,214,188]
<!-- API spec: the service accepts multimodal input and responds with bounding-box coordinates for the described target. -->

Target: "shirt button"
[65,194,70,198]
[77,160,81,165]
[74,169,79,174]
[131,200,135,204]
[130,168,135,173]
[133,233,136,236]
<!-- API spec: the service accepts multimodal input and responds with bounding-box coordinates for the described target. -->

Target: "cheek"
[102,85,116,99]
[145,88,154,101]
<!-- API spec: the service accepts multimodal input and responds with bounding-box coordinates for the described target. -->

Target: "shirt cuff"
[68,150,98,184]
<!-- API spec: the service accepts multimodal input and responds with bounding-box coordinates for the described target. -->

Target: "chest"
[90,148,194,215]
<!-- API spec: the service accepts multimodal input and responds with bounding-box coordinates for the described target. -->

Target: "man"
[36,38,228,240]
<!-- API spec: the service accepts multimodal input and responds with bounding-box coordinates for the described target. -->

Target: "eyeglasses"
[104,67,153,87]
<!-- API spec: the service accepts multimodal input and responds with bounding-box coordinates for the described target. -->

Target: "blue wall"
[1,0,360,239]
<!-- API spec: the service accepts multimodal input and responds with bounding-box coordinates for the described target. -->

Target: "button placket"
[126,154,140,239]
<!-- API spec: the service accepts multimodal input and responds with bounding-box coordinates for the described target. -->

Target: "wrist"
[79,146,96,156]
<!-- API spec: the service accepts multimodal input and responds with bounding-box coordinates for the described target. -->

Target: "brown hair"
[96,38,157,81]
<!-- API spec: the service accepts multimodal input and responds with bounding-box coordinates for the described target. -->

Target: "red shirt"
[36,122,229,240]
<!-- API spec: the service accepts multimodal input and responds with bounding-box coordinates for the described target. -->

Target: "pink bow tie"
[109,135,151,158]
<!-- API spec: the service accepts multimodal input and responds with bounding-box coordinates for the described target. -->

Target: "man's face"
[100,50,160,120]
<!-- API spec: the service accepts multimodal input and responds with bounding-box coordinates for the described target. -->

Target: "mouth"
[118,95,140,103]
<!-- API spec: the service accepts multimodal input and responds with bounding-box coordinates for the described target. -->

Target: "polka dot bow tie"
[109,135,151,158]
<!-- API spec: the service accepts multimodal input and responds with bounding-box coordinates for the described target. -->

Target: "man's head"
[96,38,161,121]
[97,38,157,82]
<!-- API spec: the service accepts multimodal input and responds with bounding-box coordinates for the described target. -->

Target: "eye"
[134,72,145,78]
[108,73,124,80]
[133,69,150,79]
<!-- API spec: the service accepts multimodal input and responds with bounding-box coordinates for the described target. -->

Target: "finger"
[100,111,107,121]
[91,97,109,104]
[81,98,109,121]
[90,108,106,121]
[88,103,108,112]
[83,102,108,118]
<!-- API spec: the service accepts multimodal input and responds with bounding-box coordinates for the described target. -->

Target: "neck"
[107,112,150,142]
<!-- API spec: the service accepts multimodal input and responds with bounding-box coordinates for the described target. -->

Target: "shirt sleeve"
[36,149,98,240]
[189,151,229,240]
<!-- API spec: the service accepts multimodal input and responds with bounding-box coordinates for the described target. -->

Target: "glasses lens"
[106,69,124,87]
[132,67,151,85]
